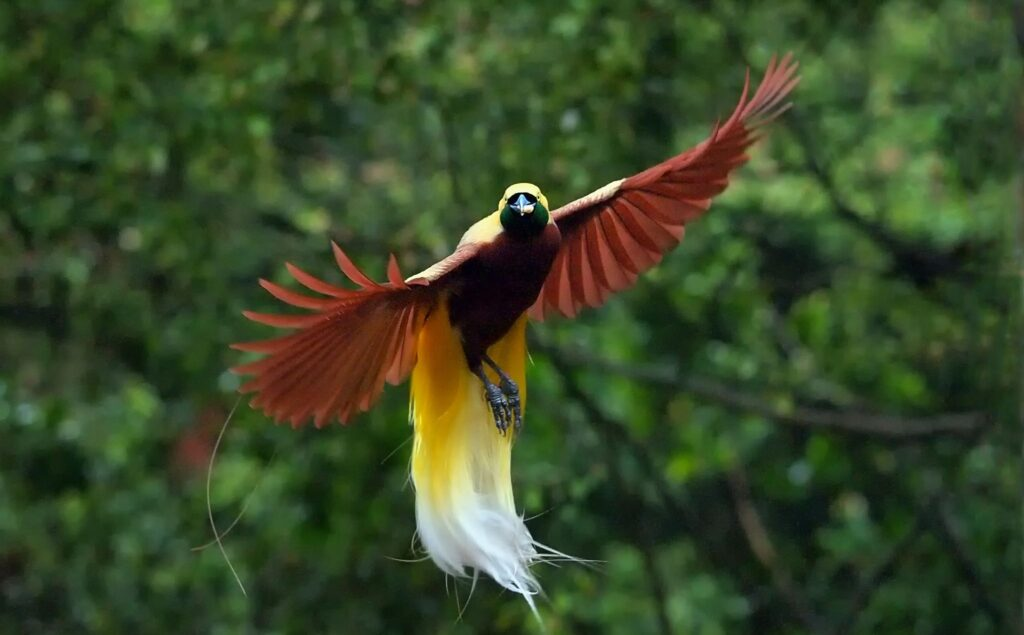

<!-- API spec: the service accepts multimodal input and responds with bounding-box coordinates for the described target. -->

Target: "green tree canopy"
[1,1,1019,633]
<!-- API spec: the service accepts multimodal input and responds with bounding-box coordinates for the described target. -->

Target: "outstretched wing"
[529,53,800,320]
[232,241,478,427]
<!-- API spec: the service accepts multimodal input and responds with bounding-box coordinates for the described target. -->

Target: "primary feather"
[530,53,800,319]
[230,242,475,427]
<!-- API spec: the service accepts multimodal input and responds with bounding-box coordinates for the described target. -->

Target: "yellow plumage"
[409,300,543,608]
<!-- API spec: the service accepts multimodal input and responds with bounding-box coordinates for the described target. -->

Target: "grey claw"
[500,378,522,435]
[484,383,509,434]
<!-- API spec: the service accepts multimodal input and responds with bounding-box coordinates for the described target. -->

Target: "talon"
[473,357,524,436]
[484,383,509,434]
[511,397,522,433]
[500,377,523,434]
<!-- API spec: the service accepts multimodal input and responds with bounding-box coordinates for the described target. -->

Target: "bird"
[231,54,800,612]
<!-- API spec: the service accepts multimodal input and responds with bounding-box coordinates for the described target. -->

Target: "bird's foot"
[474,357,522,436]
[484,382,512,435]
[499,377,522,434]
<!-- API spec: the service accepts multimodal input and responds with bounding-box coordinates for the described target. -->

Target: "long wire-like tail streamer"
[205,396,247,596]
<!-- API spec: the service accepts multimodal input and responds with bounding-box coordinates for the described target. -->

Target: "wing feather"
[285,262,358,298]
[232,241,477,426]
[385,306,415,385]
[530,53,799,320]
[331,240,381,289]
[576,227,604,307]
[591,217,631,291]
[565,237,587,315]
[258,279,336,310]
[581,220,611,297]
[599,211,643,274]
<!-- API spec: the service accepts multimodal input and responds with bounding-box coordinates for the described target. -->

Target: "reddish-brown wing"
[232,242,478,428]
[529,53,800,320]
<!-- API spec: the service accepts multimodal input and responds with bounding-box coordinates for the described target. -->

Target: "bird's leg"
[481,354,522,434]
[472,364,512,434]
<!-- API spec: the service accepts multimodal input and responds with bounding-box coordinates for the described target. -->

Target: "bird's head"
[498,182,550,237]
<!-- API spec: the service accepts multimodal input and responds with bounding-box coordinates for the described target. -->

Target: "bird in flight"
[232,54,799,612]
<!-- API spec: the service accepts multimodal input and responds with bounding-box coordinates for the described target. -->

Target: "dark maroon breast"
[447,223,561,366]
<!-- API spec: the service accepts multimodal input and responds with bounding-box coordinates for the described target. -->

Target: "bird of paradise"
[232,54,799,610]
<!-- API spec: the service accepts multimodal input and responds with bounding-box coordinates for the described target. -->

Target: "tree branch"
[1014,0,1024,56]
[437,100,467,211]
[784,115,982,288]
[2,211,35,250]
[707,18,985,289]
[930,498,1012,632]
[638,538,674,635]
[544,347,759,589]
[1011,4,1024,630]
[0,304,67,340]
[727,466,832,635]
[532,338,988,440]
[834,498,933,635]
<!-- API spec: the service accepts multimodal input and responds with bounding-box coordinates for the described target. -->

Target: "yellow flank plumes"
[409,301,544,609]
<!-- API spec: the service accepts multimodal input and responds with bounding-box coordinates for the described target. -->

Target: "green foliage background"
[1,1,1020,633]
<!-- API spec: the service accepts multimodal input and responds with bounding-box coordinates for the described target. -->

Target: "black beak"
[510,193,536,216]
